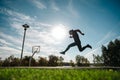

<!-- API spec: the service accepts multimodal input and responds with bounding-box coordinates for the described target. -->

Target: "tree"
[2,58,10,67]
[2,55,20,67]
[76,55,90,66]
[58,56,64,66]
[102,39,120,67]
[48,55,58,66]
[0,57,2,66]
[38,57,48,66]
[93,54,103,64]
[70,60,75,67]
[76,55,82,66]
[11,57,20,66]
[22,56,36,66]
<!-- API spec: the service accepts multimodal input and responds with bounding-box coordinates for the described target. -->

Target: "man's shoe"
[87,44,92,49]
[60,51,65,55]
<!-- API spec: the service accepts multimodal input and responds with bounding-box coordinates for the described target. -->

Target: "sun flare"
[51,24,67,41]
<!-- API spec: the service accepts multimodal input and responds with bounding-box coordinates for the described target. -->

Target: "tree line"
[0,55,90,67]
[93,39,120,67]
[0,39,120,67]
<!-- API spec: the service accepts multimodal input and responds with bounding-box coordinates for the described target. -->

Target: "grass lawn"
[0,68,120,80]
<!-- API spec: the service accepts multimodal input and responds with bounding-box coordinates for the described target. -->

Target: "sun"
[51,24,67,41]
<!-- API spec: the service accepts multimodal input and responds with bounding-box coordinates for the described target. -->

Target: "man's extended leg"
[77,44,92,52]
[60,42,76,54]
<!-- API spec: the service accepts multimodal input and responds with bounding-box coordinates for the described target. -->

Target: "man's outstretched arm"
[75,29,84,35]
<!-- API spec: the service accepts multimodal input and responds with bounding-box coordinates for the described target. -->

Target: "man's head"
[69,29,74,35]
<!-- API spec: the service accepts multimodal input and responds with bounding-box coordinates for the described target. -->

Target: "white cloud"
[32,0,47,9]
[67,0,79,17]
[97,31,116,45]
[0,46,21,59]
[0,8,70,61]
[0,32,22,51]
[0,39,10,47]
[51,0,60,11]
[6,9,32,22]
[0,32,21,45]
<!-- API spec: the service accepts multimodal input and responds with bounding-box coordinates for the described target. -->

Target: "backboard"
[32,46,40,53]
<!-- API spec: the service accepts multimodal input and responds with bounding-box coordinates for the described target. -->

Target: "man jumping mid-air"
[60,29,92,55]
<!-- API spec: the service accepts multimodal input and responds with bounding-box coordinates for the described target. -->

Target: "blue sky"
[0,0,120,62]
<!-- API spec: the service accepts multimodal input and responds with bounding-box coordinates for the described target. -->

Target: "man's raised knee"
[78,48,83,52]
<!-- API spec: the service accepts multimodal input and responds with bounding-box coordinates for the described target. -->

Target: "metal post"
[20,24,29,66]
[29,52,36,67]
[29,46,40,66]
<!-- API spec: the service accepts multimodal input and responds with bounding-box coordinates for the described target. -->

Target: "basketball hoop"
[32,46,40,53]
[29,46,40,66]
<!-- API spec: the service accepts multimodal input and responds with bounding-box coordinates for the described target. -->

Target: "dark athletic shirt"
[72,30,80,43]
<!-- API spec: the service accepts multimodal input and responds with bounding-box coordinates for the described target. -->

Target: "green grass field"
[0,68,120,80]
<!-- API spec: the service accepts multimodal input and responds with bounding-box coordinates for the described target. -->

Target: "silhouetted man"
[60,29,92,54]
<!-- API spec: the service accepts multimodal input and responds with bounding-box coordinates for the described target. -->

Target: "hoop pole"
[29,52,36,66]
[29,48,39,67]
